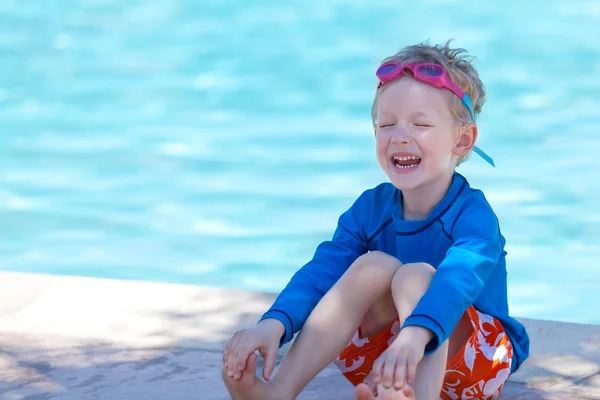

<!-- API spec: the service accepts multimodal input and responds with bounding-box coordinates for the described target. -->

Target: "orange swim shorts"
[334,306,513,399]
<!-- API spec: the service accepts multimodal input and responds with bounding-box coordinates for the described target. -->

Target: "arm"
[259,190,373,346]
[402,196,503,354]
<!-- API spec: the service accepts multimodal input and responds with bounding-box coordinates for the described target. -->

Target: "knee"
[345,251,402,286]
[391,262,436,294]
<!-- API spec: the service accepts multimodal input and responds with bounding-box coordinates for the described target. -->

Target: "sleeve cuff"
[259,309,294,347]
[402,314,446,355]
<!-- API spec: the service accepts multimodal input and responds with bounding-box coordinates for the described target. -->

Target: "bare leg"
[388,263,448,400]
[272,251,403,398]
[447,311,473,361]
[222,251,402,400]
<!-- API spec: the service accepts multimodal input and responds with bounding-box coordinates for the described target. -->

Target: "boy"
[222,40,530,399]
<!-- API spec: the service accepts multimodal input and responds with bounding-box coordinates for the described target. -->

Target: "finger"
[406,353,421,385]
[223,337,232,365]
[381,353,398,389]
[223,332,241,365]
[225,333,239,370]
[234,341,252,372]
[233,342,253,380]
[227,334,243,377]
[233,348,252,380]
[367,378,377,396]
[393,356,408,390]
[228,334,242,372]
[260,345,277,381]
[372,353,387,384]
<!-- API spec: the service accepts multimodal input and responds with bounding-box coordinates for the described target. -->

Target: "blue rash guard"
[260,173,530,372]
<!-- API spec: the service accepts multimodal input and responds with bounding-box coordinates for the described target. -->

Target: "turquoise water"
[1,1,599,325]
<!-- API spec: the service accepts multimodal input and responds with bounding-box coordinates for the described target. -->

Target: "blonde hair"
[371,39,486,165]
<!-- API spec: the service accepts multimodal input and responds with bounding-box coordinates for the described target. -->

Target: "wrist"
[403,325,434,346]
[258,318,286,338]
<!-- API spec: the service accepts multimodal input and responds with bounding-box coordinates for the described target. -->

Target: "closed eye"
[414,124,433,128]
[378,123,394,128]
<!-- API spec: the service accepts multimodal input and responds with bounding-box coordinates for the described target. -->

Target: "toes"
[221,352,257,394]
[402,384,415,399]
[239,352,258,387]
[355,383,376,400]
[222,364,242,400]
[247,352,257,375]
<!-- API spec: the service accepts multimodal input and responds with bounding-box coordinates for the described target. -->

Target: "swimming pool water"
[1,0,599,324]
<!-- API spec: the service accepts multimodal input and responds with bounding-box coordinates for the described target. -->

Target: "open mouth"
[391,155,422,169]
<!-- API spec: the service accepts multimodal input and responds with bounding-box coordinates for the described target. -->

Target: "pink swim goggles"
[376,62,495,167]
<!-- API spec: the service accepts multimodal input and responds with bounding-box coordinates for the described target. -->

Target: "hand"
[372,326,433,390]
[223,319,285,381]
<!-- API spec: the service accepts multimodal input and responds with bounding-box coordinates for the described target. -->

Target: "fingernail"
[384,380,391,388]
[228,371,234,377]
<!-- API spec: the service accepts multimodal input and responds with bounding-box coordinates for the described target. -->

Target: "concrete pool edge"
[0,271,598,399]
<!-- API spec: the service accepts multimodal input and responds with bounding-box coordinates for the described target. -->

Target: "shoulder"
[341,182,396,232]
[446,175,501,239]
[357,182,398,205]
[344,182,398,214]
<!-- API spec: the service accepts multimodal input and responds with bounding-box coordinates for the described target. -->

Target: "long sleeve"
[402,195,503,354]
[259,190,373,346]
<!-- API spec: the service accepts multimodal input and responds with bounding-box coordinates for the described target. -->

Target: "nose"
[390,127,412,144]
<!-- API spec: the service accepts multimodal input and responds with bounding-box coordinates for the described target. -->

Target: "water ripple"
[1,0,599,324]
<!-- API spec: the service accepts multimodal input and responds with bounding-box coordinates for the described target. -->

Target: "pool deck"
[0,271,598,399]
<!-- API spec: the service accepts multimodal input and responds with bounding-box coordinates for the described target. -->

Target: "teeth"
[393,155,420,161]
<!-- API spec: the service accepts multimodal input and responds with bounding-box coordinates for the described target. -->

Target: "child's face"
[374,76,475,192]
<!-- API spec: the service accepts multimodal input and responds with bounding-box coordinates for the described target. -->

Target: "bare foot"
[355,383,415,400]
[221,352,285,400]
[222,362,243,400]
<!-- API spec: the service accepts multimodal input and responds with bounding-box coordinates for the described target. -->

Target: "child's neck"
[402,172,454,221]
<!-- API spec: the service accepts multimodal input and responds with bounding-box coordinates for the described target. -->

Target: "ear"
[453,123,478,157]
